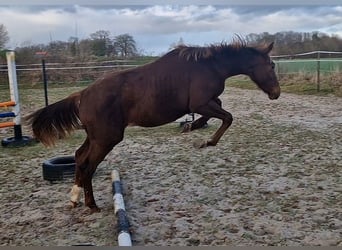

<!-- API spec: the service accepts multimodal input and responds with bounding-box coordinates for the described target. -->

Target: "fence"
[272,51,342,91]
[0,59,140,86]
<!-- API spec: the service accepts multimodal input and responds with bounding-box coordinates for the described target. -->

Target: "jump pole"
[7,51,20,130]
[0,51,33,146]
[111,170,132,246]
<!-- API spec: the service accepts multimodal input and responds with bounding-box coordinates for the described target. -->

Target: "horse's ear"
[264,42,274,54]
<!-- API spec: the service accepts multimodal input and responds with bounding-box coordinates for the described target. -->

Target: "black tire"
[42,156,76,182]
[1,136,35,147]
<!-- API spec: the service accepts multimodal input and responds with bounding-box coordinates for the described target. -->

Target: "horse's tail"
[25,92,82,146]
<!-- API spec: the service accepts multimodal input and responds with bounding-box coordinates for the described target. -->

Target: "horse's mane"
[168,38,268,62]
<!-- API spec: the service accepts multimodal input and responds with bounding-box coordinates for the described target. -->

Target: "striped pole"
[111,170,132,246]
[0,52,33,146]
[0,53,19,129]
[6,51,21,126]
[0,51,23,138]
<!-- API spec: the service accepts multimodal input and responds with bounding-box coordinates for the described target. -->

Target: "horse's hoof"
[181,123,192,133]
[70,201,79,208]
[89,206,101,214]
[193,139,207,148]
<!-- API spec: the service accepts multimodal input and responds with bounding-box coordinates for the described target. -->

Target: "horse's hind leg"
[75,125,124,213]
[82,142,113,212]
[70,137,90,207]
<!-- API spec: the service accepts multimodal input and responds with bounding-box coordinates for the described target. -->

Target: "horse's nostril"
[269,94,279,100]
[269,88,280,100]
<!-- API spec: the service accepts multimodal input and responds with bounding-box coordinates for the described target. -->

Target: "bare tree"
[78,39,93,59]
[68,36,79,57]
[89,30,111,57]
[0,24,9,49]
[113,33,137,58]
[246,31,342,55]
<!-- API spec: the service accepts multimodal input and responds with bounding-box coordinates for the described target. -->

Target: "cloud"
[0,5,341,54]
[255,6,342,34]
[4,0,342,5]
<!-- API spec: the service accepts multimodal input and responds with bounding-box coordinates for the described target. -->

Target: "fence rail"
[0,58,141,86]
[271,50,342,58]
[0,59,139,72]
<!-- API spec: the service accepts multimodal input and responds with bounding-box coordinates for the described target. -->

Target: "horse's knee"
[224,113,233,125]
[214,98,222,107]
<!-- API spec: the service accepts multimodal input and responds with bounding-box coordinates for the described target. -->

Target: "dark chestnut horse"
[26,40,280,212]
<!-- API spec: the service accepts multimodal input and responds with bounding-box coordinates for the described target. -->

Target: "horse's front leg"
[193,99,233,148]
[183,98,222,133]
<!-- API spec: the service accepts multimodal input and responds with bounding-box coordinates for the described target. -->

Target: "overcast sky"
[0,0,341,55]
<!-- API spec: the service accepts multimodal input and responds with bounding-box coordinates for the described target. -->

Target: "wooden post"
[35,51,48,106]
[316,52,320,92]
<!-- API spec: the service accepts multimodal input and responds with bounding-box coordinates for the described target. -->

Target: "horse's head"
[244,42,280,100]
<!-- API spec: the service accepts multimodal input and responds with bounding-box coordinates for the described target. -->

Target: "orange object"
[0,121,15,128]
[0,101,16,108]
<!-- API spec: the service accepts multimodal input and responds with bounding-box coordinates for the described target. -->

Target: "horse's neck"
[213,55,245,80]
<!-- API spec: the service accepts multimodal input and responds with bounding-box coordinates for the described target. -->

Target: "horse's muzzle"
[268,86,281,100]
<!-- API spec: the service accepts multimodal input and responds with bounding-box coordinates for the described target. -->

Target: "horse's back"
[78,56,223,128]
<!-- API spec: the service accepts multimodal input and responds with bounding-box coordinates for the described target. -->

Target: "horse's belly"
[127,109,186,127]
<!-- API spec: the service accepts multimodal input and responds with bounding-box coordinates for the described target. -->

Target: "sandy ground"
[0,87,341,246]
